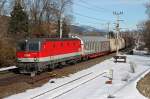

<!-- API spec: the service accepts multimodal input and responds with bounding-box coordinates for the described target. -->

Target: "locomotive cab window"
[28,42,40,51]
[17,41,26,51]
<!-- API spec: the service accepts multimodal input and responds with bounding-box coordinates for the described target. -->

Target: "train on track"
[16,36,126,75]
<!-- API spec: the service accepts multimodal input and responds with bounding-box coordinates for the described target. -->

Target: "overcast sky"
[72,0,149,31]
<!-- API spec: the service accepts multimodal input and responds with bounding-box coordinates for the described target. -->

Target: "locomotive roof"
[20,36,109,42]
[22,38,79,42]
[79,36,109,42]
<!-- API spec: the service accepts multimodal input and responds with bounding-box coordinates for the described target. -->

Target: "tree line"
[139,2,150,52]
[0,0,72,67]
[0,0,73,39]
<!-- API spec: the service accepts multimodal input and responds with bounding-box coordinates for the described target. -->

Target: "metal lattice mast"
[113,11,123,56]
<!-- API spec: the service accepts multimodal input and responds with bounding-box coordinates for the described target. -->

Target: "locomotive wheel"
[57,63,63,69]
[48,64,55,70]
[70,59,77,65]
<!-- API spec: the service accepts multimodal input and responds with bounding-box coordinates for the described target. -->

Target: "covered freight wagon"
[78,36,110,58]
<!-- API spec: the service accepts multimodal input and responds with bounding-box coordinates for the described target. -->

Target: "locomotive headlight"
[34,58,39,62]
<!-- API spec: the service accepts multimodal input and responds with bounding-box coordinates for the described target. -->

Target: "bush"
[0,38,16,67]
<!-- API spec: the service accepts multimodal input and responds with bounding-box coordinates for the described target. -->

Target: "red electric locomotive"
[16,38,82,74]
[16,36,125,75]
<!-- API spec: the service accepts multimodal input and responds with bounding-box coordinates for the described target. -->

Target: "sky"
[72,0,149,31]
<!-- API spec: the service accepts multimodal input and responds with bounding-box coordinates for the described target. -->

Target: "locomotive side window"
[17,42,26,51]
[29,42,39,51]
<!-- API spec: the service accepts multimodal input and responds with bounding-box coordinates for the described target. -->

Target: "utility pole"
[60,14,63,39]
[59,0,63,39]
[136,25,142,50]
[107,22,110,38]
[113,11,123,56]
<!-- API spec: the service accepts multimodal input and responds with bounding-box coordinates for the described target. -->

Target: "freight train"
[16,36,125,75]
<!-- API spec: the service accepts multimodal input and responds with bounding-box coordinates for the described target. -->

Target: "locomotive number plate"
[24,54,30,57]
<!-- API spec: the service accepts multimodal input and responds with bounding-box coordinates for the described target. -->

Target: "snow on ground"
[0,66,17,72]
[113,69,150,99]
[5,54,150,99]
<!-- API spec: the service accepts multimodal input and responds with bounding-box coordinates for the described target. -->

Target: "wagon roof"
[79,36,109,41]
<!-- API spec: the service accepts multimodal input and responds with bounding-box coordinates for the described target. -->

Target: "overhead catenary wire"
[75,3,108,14]
[77,0,113,12]
[74,12,111,22]
[122,21,132,30]
[73,12,112,30]
[73,0,113,29]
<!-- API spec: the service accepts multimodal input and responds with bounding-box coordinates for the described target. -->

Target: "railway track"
[31,72,93,99]
[0,53,115,85]
[31,71,106,99]
[0,47,130,86]
[0,49,128,98]
[0,72,56,86]
[31,63,150,99]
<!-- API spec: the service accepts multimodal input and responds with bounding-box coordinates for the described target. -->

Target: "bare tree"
[142,2,150,52]
[143,21,150,51]
[55,0,73,37]
[2,0,73,37]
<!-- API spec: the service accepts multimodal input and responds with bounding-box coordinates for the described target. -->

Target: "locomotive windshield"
[17,40,40,51]
[28,42,39,51]
[17,41,27,51]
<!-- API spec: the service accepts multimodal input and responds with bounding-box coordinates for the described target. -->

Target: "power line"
[74,12,110,22]
[75,3,107,14]
[78,0,113,12]
[122,21,133,30]
[73,0,113,28]
[73,12,112,30]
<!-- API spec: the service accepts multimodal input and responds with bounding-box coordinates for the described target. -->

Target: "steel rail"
[31,72,93,99]
[50,72,106,99]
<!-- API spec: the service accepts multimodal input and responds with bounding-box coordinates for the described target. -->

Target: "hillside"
[70,25,106,36]
[0,16,106,37]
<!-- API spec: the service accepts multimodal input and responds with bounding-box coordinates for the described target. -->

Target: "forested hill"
[70,25,106,36]
[0,16,106,37]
